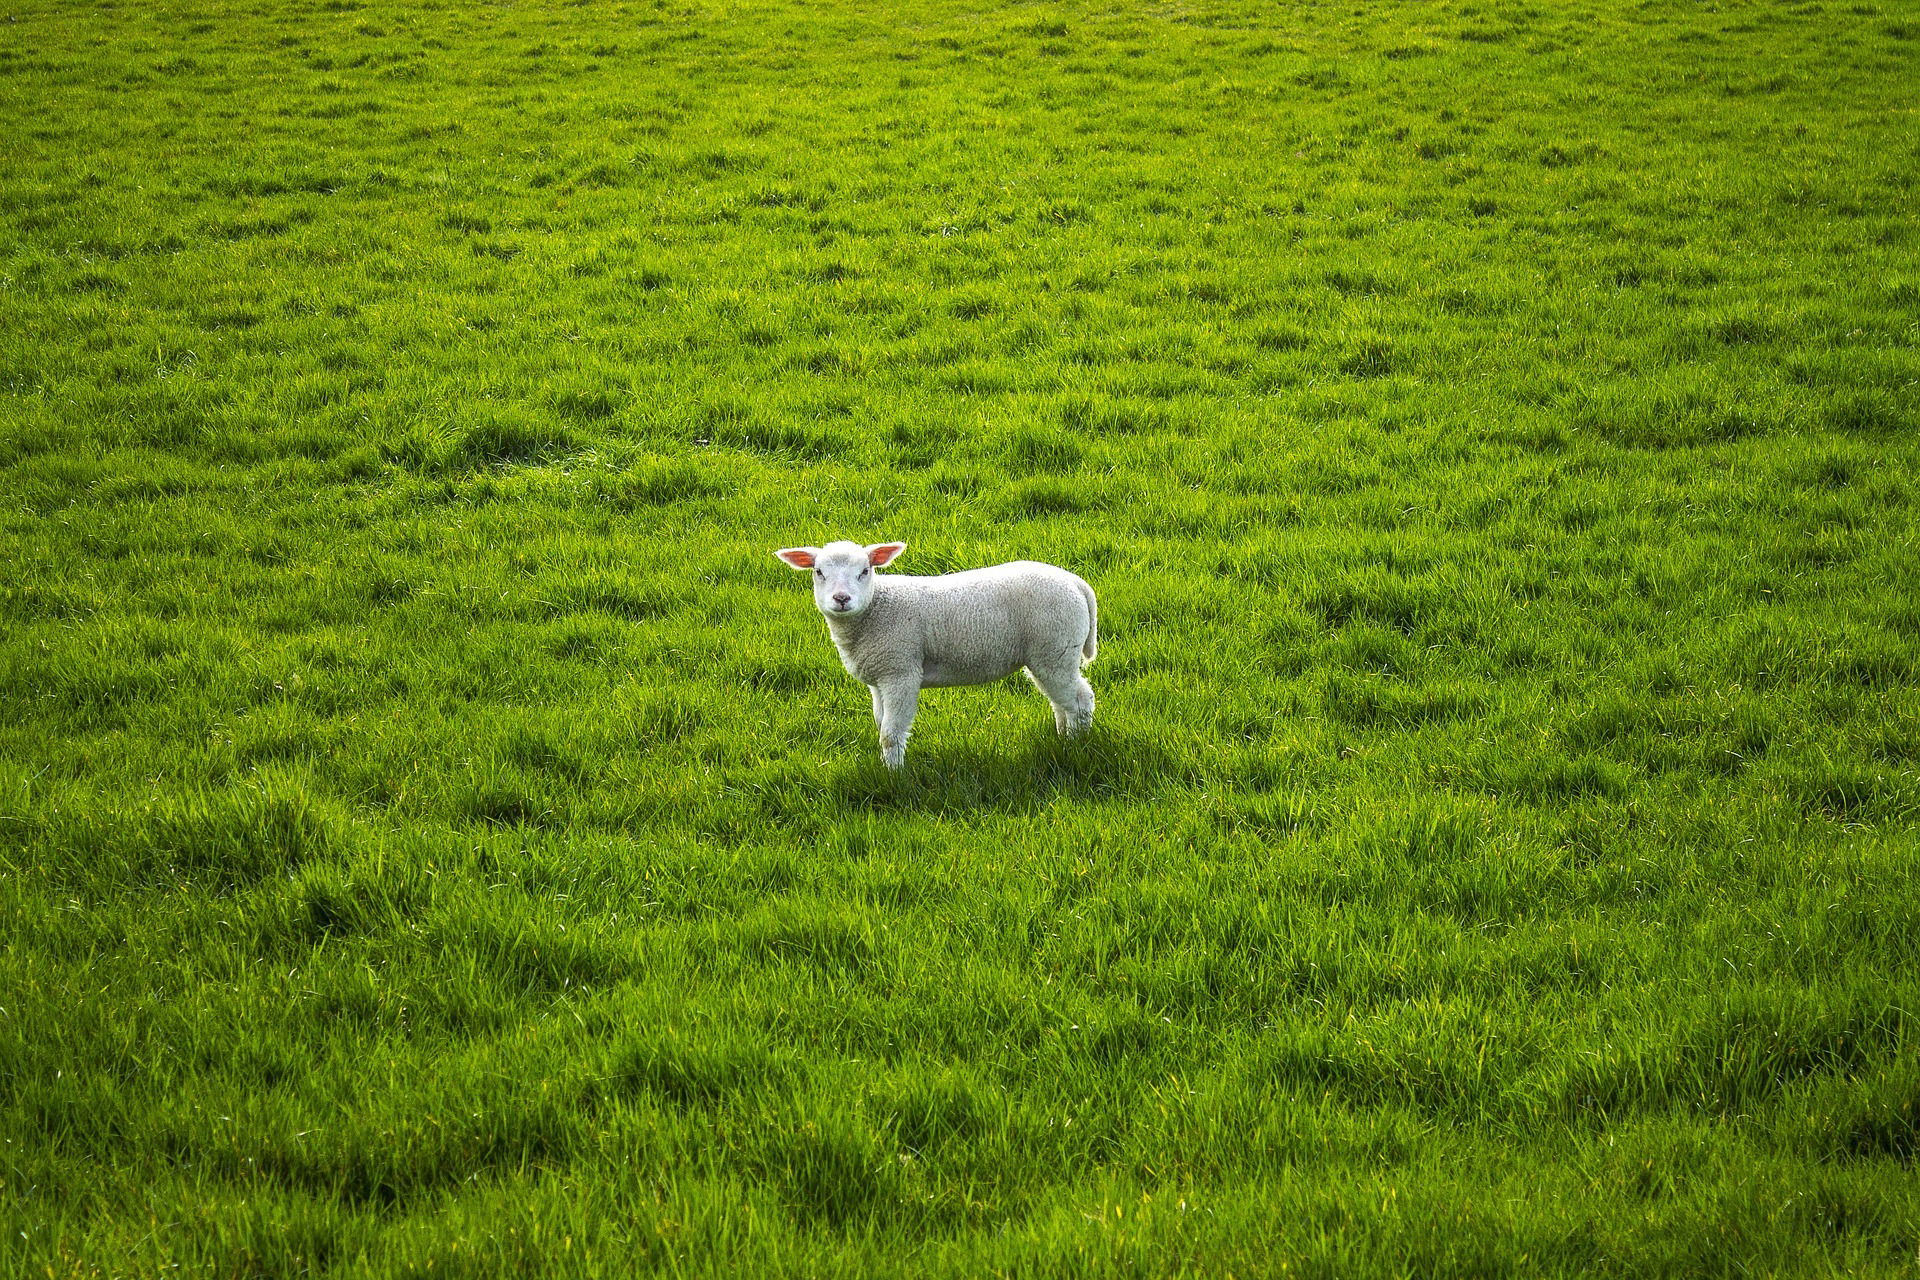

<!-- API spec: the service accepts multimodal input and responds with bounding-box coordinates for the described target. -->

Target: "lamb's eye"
[859,568,869,578]
[814,569,822,577]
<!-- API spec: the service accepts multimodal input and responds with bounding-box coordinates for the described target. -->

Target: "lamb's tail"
[1077,577,1098,665]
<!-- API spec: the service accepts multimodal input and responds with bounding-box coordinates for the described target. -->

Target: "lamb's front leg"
[873,677,921,770]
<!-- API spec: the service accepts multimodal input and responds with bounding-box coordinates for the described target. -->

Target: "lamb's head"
[774,540,906,616]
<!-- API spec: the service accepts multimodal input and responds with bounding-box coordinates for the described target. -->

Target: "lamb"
[774,540,1098,769]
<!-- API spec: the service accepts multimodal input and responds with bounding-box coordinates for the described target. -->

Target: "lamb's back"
[890,563,1089,684]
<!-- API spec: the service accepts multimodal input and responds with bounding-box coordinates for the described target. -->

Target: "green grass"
[3,0,1918,1273]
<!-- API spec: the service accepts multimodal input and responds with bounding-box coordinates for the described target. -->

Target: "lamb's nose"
[832,592,852,606]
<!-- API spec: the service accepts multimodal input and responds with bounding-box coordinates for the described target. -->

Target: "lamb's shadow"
[826,724,1198,815]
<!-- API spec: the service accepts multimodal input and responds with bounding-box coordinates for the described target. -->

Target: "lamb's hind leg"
[1026,650,1094,737]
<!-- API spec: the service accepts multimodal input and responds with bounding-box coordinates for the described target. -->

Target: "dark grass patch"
[455,764,557,829]
[993,478,1098,518]
[1059,395,1167,435]
[592,459,728,507]
[1322,674,1480,729]
[1552,997,1913,1121]
[1306,570,1458,637]
[542,577,688,622]
[1824,390,1909,436]
[742,1108,949,1233]
[210,1091,586,1210]
[629,692,707,746]
[26,780,342,889]
[711,418,850,460]
[1003,425,1084,473]
[1833,1082,1919,1163]
[548,384,623,422]
[1790,757,1917,824]
[737,903,885,977]
[463,916,628,993]
[502,725,590,782]
[1335,335,1398,378]
[452,409,576,467]
[609,1036,800,1109]
[1566,383,1788,448]
[1467,752,1633,803]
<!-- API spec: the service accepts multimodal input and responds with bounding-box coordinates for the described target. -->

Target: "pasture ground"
[2,0,1918,1273]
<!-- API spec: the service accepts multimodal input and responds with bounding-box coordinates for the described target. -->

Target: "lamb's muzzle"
[774,540,1098,769]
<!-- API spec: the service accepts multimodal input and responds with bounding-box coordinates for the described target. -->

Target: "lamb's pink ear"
[866,542,907,567]
[774,547,818,569]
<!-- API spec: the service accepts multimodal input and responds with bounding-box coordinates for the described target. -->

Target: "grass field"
[3,0,1919,1273]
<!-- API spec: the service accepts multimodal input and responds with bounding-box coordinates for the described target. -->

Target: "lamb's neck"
[824,609,868,648]
[823,590,893,658]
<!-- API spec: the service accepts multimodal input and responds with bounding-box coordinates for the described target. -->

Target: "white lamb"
[774,541,1098,769]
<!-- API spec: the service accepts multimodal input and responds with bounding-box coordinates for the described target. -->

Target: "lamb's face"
[775,540,907,617]
[811,541,878,616]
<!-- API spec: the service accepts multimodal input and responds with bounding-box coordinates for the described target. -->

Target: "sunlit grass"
[2,0,1917,1273]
